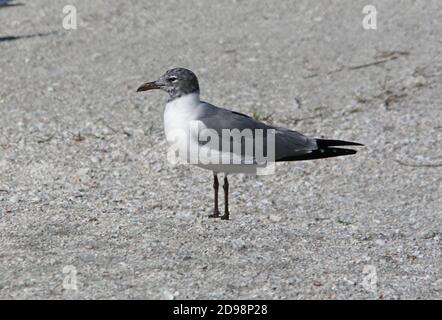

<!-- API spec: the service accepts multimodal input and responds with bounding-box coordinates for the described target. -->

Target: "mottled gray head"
[137,68,199,101]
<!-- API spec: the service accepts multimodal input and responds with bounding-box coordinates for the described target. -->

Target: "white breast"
[164,93,201,139]
[163,93,204,168]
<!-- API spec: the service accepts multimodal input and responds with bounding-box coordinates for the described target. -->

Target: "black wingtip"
[316,139,364,148]
[277,147,358,162]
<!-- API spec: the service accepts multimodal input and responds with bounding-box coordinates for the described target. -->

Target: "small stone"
[293,97,301,109]
[433,279,442,291]
[343,278,356,286]
[418,230,436,239]
[90,156,100,164]
[30,197,41,203]
[9,195,19,203]
[162,288,174,300]
[76,168,90,176]
[75,168,91,183]
[403,75,427,88]
[375,239,385,246]
[231,239,246,250]
[176,211,193,220]
[269,214,282,222]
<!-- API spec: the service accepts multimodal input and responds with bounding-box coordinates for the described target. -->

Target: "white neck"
[171,92,200,104]
[165,92,201,114]
[164,92,202,134]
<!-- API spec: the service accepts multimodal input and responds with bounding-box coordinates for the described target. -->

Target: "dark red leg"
[208,174,221,218]
[220,176,230,220]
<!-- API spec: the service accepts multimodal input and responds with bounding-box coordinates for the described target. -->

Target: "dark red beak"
[136,81,161,92]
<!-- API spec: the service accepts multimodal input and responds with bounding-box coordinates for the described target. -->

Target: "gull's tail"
[278,139,363,161]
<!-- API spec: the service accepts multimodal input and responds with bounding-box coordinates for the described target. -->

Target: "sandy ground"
[0,0,441,299]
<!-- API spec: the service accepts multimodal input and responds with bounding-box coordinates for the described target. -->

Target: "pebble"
[76,168,90,176]
[375,239,385,246]
[9,195,19,203]
[30,197,41,203]
[269,214,282,222]
[162,288,175,300]
[403,75,427,88]
[418,230,436,239]
[433,279,442,291]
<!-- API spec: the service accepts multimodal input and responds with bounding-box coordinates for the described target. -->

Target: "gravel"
[0,0,441,299]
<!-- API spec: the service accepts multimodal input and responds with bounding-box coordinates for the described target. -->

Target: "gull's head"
[137,68,199,100]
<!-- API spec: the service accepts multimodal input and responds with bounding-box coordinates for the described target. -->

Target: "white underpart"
[163,93,263,174]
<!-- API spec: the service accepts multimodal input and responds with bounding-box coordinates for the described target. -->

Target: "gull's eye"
[168,76,178,83]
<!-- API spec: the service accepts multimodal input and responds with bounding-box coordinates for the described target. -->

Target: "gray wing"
[196,102,317,161]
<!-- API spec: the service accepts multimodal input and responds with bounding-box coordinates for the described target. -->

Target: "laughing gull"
[137,68,362,220]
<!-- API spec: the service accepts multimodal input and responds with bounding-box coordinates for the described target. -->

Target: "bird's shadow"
[1,3,57,44]
[0,0,24,8]
[0,1,27,43]
[0,31,57,43]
